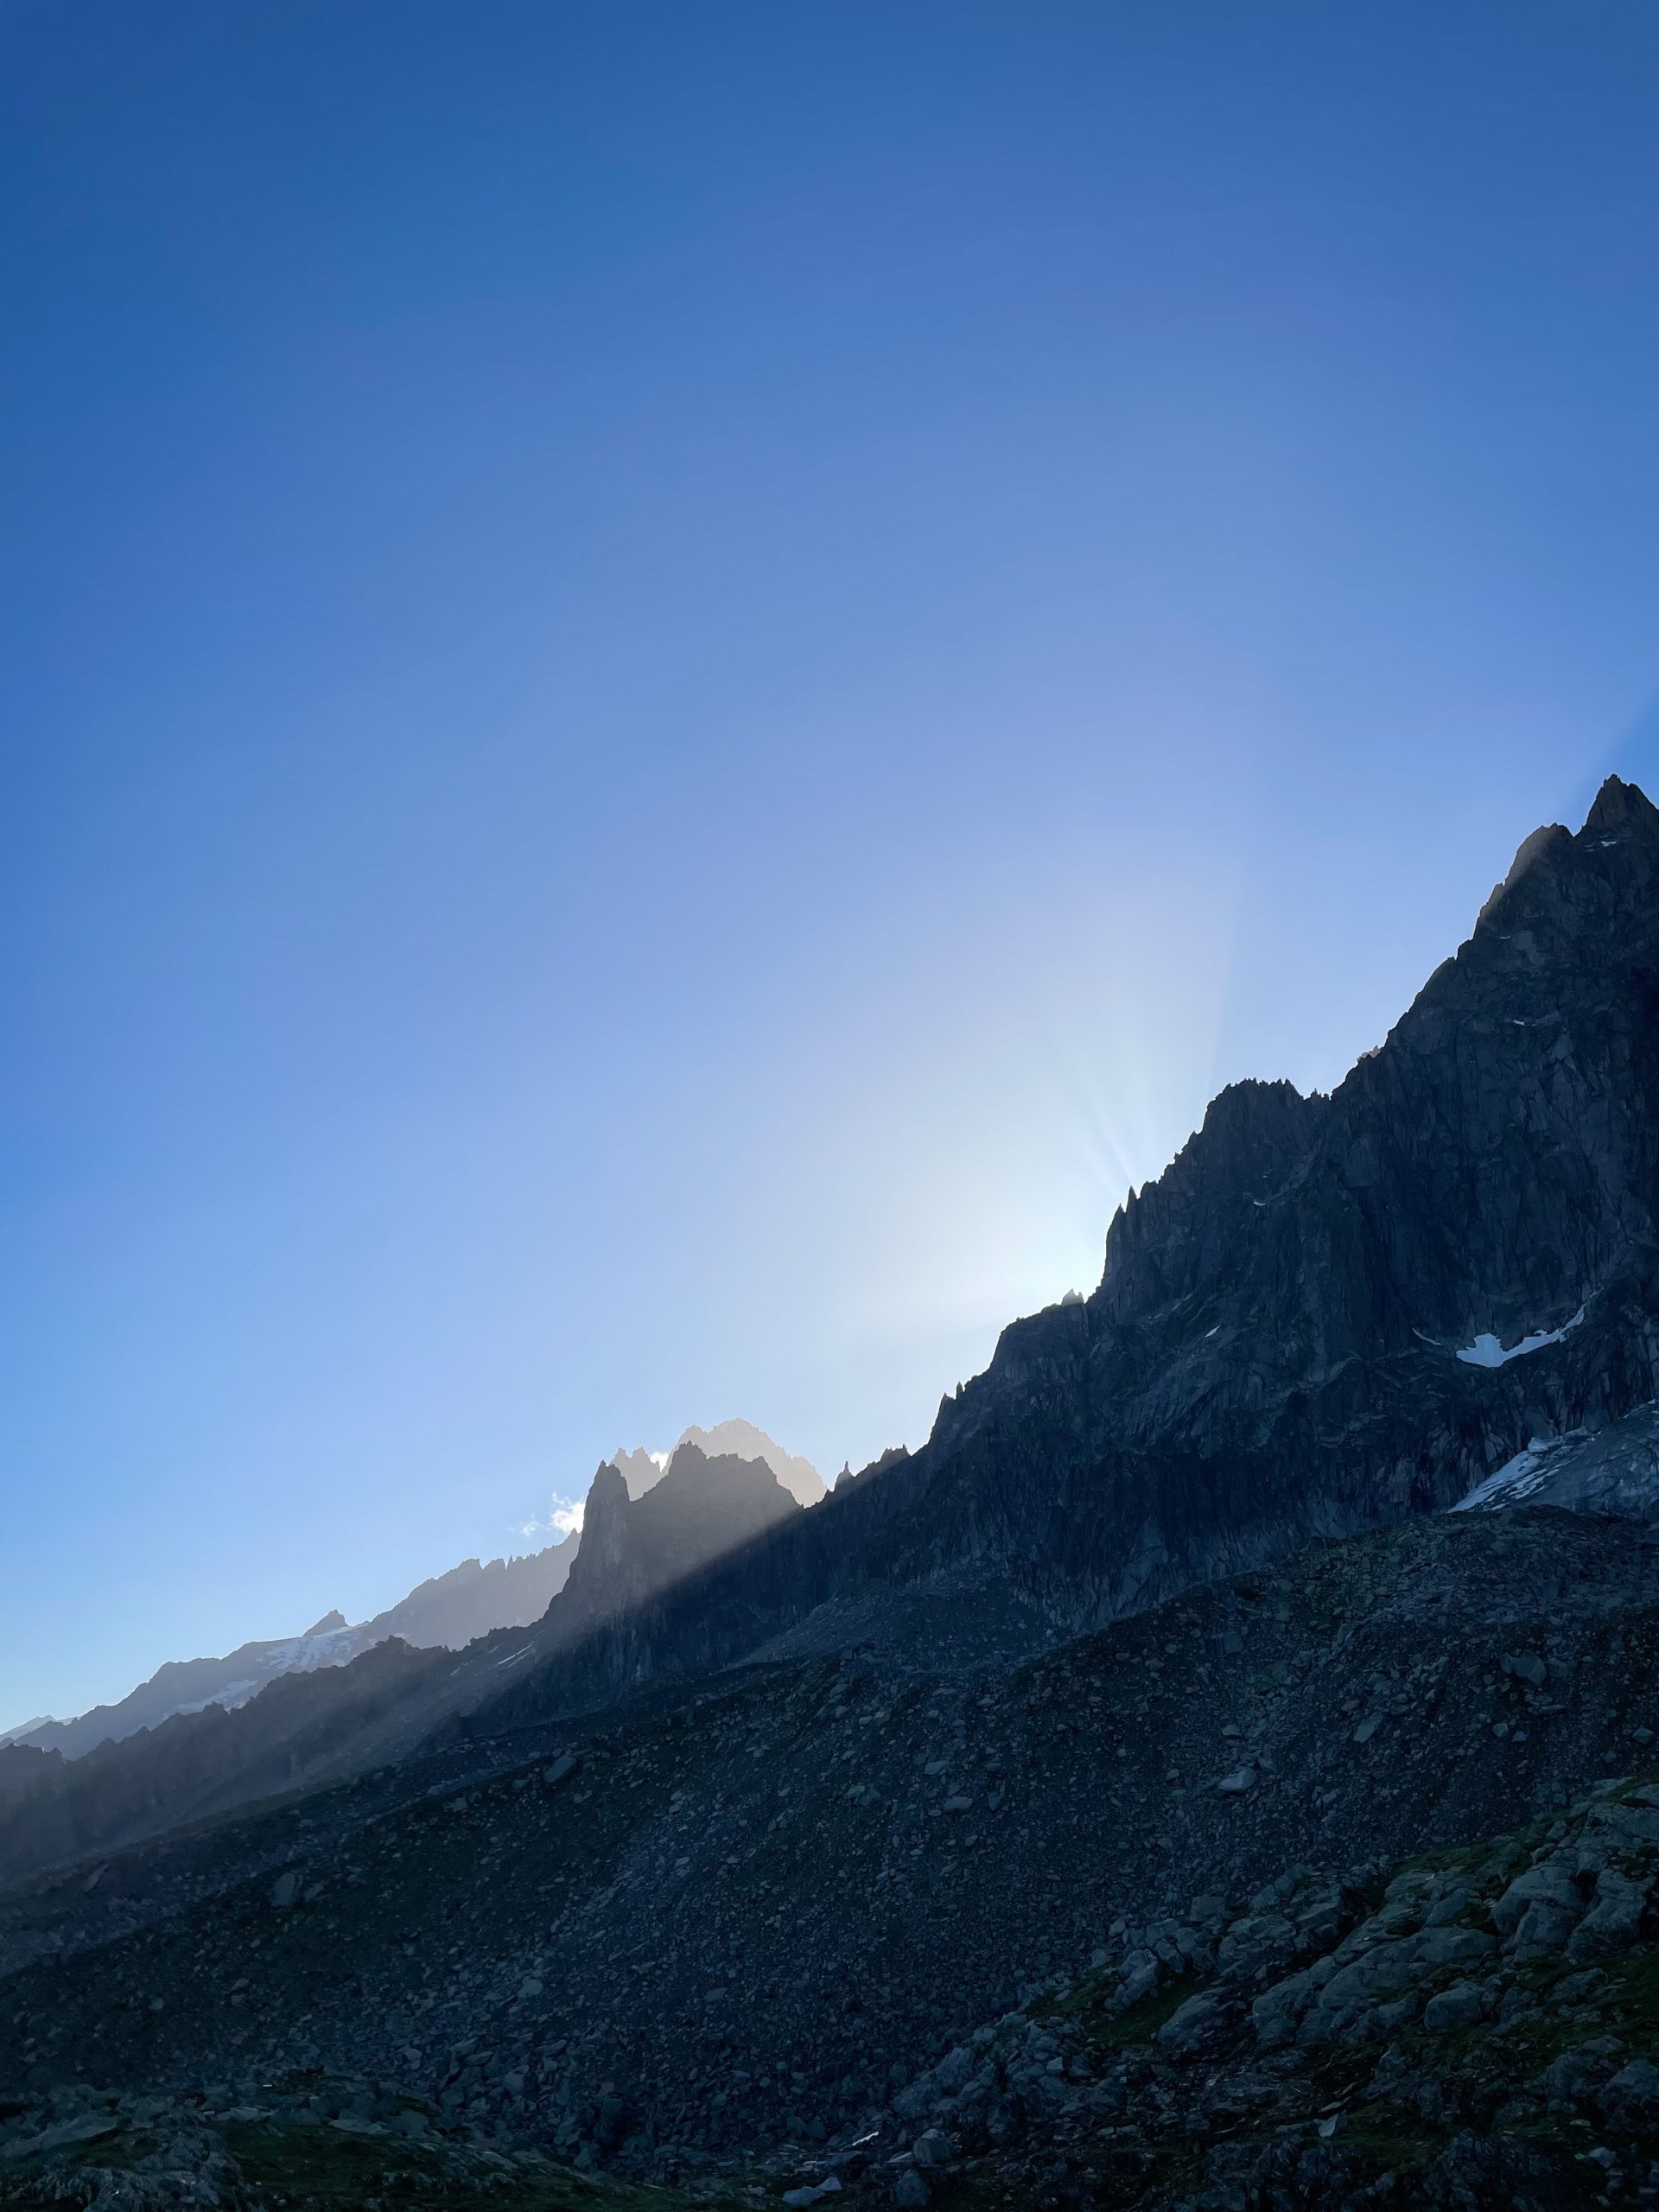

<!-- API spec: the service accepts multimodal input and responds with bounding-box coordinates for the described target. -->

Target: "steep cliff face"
[894,773,1659,1606]
[512,1446,804,1700]
[479,779,1659,1732]
[564,1445,800,1622]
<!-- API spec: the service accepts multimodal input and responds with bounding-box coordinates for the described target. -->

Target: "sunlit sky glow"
[3,2,1659,1726]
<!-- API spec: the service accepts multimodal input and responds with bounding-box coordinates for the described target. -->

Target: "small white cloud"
[515,1493,585,1543]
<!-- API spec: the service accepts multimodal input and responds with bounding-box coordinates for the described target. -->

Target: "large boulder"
[1568,1867,1649,1959]
[1491,1861,1585,1954]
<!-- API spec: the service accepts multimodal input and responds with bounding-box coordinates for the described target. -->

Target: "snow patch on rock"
[1455,1307,1585,1368]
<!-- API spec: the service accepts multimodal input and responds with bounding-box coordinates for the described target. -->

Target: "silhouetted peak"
[607,1424,823,1504]
[836,1444,908,1491]
[302,1611,347,1638]
[1096,1077,1319,1302]
[662,1440,713,1484]
[1198,1077,1307,1143]
[1472,779,1656,936]
[585,1459,631,1512]
[1476,821,1572,925]
[1584,772,1659,842]
[579,1460,632,1548]
[556,1442,798,1628]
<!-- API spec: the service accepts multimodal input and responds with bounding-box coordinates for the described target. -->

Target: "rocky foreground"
[6,1507,1659,2206]
[13,1762,1659,2209]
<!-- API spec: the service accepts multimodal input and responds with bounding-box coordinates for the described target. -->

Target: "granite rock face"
[483,778,1659,1730]
[910,774,1659,1605]
[1453,1397,1659,1518]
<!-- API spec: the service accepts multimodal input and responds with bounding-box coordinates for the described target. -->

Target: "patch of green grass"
[1591,1948,1659,2049]
[1394,1838,1501,1880]
[1334,2101,1442,2177]
[1297,2045,1386,2107]
[1084,1974,1205,2050]
[1035,1967,1115,2023]
[223,2119,448,2205]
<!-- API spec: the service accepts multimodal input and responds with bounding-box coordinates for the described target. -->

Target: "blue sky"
[3,2,1658,1726]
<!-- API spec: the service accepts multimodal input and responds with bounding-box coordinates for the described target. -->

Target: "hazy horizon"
[5,2,1659,1726]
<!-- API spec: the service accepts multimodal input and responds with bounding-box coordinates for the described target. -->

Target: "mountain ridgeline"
[0,1442,810,1888]
[480,775,1659,1727]
[12,1537,584,1764]
[14,1420,823,1766]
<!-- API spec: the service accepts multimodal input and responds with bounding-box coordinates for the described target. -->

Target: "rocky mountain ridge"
[467,776,1659,1743]
[0,1445,808,1891]
[10,1541,582,1767]
[15,1421,822,1766]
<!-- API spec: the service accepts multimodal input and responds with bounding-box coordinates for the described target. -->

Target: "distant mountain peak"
[0,1717,56,1750]
[674,1419,824,1505]
[21,1535,582,1762]
[608,1446,666,1500]
[28,1417,821,1758]
[559,1440,803,1628]
[607,1421,824,1506]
